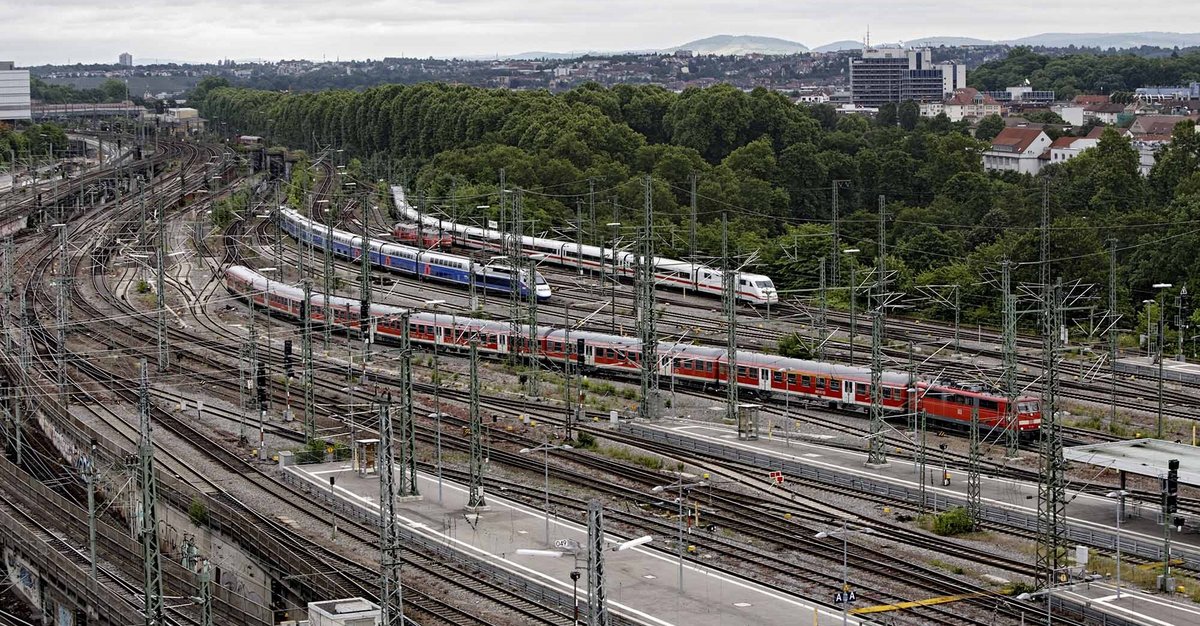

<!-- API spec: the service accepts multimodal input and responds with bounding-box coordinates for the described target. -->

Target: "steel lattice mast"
[137,360,164,624]
[723,215,751,439]
[467,335,487,509]
[866,196,887,466]
[302,279,316,441]
[638,175,658,421]
[397,312,418,496]
[1002,259,1020,457]
[1037,278,1067,589]
[586,499,609,626]
[377,393,405,625]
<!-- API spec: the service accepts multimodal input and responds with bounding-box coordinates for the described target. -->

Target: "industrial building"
[849,47,965,107]
[0,61,31,121]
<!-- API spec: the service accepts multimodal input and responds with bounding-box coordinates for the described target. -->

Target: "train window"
[736,366,747,377]
[949,395,967,405]
[856,385,867,397]
[816,377,825,389]
[1018,401,1038,413]
[829,379,840,391]
[881,388,891,399]
[788,373,797,385]
[773,371,783,383]
[980,399,999,411]
[801,375,811,387]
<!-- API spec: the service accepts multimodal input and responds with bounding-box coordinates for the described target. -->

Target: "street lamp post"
[843,248,860,365]
[520,442,573,546]
[652,479,707,593]
[815,521,872,626]
[1106,490,1128,599]
[1152,283,1172,438]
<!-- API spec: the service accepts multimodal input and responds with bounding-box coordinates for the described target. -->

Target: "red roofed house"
[983,127,1052,174]
[1073,94,1110,106]
[1047,134,1101,164]
[921,88,1003,122]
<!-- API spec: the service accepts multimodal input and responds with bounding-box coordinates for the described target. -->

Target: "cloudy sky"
[7,0,1199,65]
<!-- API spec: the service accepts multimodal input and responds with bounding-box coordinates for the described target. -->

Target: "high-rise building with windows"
[849,47,964,107]
[119,52,133,66]
[0,62,31,121]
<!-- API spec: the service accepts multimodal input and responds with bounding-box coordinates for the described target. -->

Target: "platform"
[1054,580,1200,625]
[1116,356,1200,386]
[286,461,861,626]
[618,420,1200,569]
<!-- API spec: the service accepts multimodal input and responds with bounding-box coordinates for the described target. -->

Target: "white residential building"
[982,127,1052,175]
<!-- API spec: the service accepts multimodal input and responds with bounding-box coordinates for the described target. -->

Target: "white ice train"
[390,187,779,305]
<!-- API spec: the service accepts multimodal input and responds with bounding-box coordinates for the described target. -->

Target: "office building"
[849,47,964,107]
[0,62,31,121]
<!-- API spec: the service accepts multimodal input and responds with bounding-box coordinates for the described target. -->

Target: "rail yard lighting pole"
[425,298,447,504]
[843,248,860,364]
[1152,283,1172,438]
[607,222,621,333]
[652,479,706,593]
[1106,490,1128,599]
[520,442,574,546]
[815,521,873,626]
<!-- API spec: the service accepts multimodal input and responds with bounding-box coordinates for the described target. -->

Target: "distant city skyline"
[6,0,1200,65]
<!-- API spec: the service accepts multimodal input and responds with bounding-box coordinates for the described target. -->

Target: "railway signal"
[1163,458,1179,514]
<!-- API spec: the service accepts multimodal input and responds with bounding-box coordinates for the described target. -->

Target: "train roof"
[388,185,775,286]
[278,206,536,280]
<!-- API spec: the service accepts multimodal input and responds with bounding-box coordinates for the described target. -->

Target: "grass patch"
[596,445,664,470]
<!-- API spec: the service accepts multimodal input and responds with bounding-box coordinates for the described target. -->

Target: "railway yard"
[5,132,1200,626]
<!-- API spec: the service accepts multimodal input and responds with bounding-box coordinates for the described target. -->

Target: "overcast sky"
[7,0,1200,65]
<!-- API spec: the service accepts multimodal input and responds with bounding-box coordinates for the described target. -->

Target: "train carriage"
[277,207,551,302]
[223,264,1040,438]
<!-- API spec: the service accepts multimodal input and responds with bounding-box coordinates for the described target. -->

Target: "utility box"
[307,598,380,626]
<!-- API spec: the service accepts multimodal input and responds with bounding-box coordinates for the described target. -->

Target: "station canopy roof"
[1065,439,1200,486]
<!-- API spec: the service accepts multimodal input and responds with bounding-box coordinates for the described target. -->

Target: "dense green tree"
[898,100,921,131]
[974,114,1006,142]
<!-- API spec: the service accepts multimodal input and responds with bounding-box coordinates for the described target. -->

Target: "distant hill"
[812,40,863,53]
[1008,31,1200,49]
[668,35,809,55]
[502,31,1200,62]
[905,36,995,47]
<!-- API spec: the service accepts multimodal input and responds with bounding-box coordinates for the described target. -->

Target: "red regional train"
[223,265,1042,437]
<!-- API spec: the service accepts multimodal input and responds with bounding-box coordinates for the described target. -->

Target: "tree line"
[970,46,1200,99]
[200,81,1200,348]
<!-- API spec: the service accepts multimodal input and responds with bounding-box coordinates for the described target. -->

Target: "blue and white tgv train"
[276,206,551,302]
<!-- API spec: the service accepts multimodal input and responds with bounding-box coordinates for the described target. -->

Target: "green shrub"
[188,498,210,526]
[932,507,974,536]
